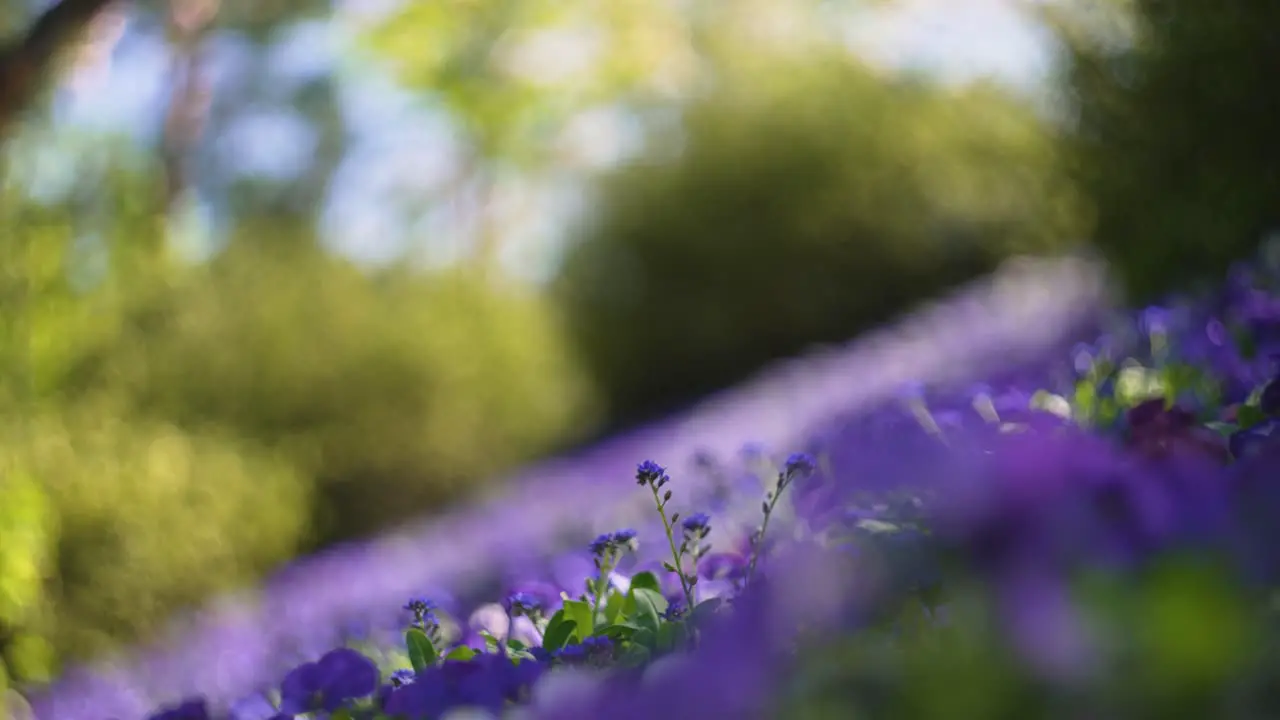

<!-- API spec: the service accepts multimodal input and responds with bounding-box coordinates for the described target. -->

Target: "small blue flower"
[783,452,816,479]
[504,591,542,618]
[389,668,417,688]
[554,636,615,666]
[682,513,712,534]
[554,643,587,663]
[590,529,638,558]
[662,597,687,621]
[403,597,439,628]
[589,532,614,557]
[636,460,670,488]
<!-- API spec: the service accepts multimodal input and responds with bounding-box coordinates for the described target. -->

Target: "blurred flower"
[277,648,379,715]
[504,592,543,619]
[1125,398,1229,463]
[1261,377,1280,416]
[783,452,816,480]
[1229,419,1280,459]
[147,699,210,720]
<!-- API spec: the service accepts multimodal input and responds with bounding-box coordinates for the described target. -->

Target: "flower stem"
[651,485,698,618]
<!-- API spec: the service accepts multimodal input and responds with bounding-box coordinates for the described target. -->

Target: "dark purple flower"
[147,699,210,720]
[698,553,748,582]
[278,648,379,714]
[1261,377,1280,416]
[1229,419,1280,459]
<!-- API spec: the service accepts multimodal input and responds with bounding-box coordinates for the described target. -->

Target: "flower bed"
[29,252,1280,719]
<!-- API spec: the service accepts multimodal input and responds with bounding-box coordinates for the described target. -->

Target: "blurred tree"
[1,401,311,683]
[1042,0,1280,302]
[0,0,116,141]
[554,53,1088,431]
[60,223,599,548]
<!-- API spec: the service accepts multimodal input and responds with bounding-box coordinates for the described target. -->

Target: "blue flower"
[278,647,380,714]
[636,460,670,487]
[590,529,638,557]
[504,591,542,617]
[682,513,712,534]
[147,699,210,720]
[554,636,615,666]
[389,668,417,688]
[403,596,439,629]
[783,453,816,479]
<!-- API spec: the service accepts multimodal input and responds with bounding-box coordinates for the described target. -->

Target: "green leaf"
[446,645,478,661]
[618,644,651,669]
[630,627,658,652]
[593,622,640,641]
[542,618,577,652]
[507,639,527,652]
[628,588,667,634]
[405,628,437,673]
[628,571,662,593]
[656,620,688,653]
[1204,420,1238,435]
[562,600,595,640]
[688,597,723,630]
[1237,404,1267,430]
[479,630,500,653]
[604,589,626,625]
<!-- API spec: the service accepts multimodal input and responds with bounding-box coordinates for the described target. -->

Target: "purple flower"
[277,648,379,714]
[403,596,439,629]
[681,513,711,534]
[1230,419,1280,459]
[636,460,670,488]
[385,655,542,718]
[147,699,210,720]
[783,452,816,479]
[1261,377,1280,416]
[590,529,638,558]
[504,591,543,618]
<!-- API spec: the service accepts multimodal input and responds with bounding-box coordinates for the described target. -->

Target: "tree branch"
[0,0,119,139]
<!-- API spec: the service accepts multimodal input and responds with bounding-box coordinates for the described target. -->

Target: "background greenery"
[0,0,1268,693]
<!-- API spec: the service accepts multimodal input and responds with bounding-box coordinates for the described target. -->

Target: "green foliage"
[61,231,599,546]
[555,54,1087,427]
[0,403,310,682]
[0,465,56,688]
[1045,0,1280,302]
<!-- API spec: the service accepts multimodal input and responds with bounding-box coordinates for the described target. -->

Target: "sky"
[43,0,1060,282]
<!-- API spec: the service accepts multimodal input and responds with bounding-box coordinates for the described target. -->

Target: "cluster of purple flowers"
[32,252,1280,719]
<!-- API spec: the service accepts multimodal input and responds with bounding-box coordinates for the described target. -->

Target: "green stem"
[651,485,698,617]
[588,558,614,635]
[745,494,779,587]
